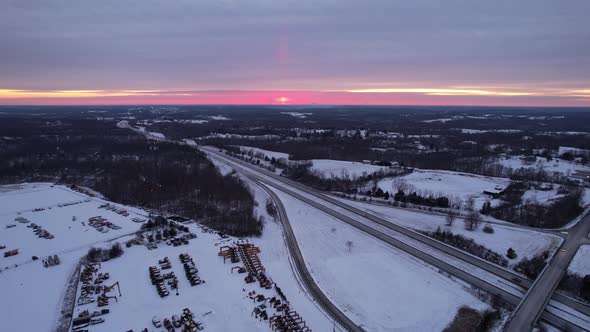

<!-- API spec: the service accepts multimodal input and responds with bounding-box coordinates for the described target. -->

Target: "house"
[572,170,590,185]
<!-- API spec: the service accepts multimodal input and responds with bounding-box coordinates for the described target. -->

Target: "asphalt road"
[505,212,590,331]
[251,177,363,332]
[202,146,590,331]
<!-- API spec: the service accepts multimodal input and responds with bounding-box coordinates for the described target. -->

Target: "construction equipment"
[103,281,121,297]
[3,249,19,257]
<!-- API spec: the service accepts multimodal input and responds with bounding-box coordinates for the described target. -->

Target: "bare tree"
[465,197,476,211]
[265,199,278,218]
[392,178,408,193]
[445,211,456,227]
[346,240,354,253]
[464,210,481,231]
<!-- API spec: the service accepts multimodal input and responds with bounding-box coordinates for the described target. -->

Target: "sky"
[0,0,589,106]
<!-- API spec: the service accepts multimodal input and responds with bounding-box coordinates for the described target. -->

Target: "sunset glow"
[0,86,587,106]
[0,1,588,107]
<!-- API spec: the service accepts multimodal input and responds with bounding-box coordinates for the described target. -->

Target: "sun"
[276,96,289,104]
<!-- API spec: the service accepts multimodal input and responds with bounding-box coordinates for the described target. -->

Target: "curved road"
[252,177,363,332]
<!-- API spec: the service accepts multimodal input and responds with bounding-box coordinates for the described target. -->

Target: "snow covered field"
[75,227,330,332]
[497,155,590,176]
[311,159,390,179]
[568,245,590,276]
[333,197,562,266]
[0,183,148,332]
[281,112,312,119]
[521,187,563,205]
[0,183,146,268]
[70,185,332,332]
[376,169,510,208]
[0,182,332,332]
[239,146,290,161]
[272,189,489,331]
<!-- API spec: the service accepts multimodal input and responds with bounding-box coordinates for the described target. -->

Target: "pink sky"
[0,89,587,107]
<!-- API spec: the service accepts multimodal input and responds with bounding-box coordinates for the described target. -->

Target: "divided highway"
[252,177,363,332]
[202,146,590,332]
[120,124,590,331]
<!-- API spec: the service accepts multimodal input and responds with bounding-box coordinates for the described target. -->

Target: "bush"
[483,224,494,234]
[515,251,550,278]
[443,306,482,332]
[427,228,508,267]
[87,243,124,262]
[108,243,123,259]
[506,247,517,259]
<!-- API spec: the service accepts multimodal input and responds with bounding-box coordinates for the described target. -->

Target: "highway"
[120,124,590,331]
[505,212,590,331]
[202,146,590,331]
[252,177,363,332]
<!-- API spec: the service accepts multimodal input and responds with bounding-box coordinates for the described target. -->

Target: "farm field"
[375,169,510,209]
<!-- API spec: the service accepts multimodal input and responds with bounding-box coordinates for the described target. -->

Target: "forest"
[0,118,262,236]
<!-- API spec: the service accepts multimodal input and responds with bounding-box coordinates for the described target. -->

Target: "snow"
[568,245,590,276]
[559,146,590,156]
[281,112,311,119]
[273,189,489,331]
[0,246,87,332]
[182,138,197,146]
[538,131,590,136]
[310,159,390,179]
[239,146,290,161]
[198,133,281,141]
[421,117,457,123]
[148,132,165,139]
[0,184,146,269]
[521,187,564,205]
[0,182,333,332]
[376,169,510,208]
[0,183,149,332]
[209,115,230,121]
[497,155,590,176]
[459,129,522,134]
[332,197,562,266]
[77,226,330,332]
[181,119,208,124]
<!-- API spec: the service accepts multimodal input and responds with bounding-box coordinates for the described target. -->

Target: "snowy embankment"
[376,169,510,208]
[568,245,590,276]
[271,189,488,331]
[311,159,390,179]
[333,197,562,267]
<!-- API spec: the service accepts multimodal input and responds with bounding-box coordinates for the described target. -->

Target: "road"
[202,146,590,331]
[505,212,590,331]
[120,124,590,330]
[251,177,363,332]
